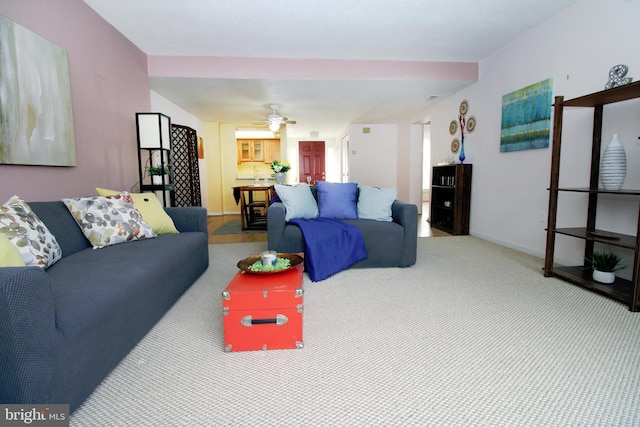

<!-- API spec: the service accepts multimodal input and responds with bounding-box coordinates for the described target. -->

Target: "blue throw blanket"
[289,218,368,282]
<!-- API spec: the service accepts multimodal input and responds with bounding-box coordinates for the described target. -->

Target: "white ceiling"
[82,0,579,138]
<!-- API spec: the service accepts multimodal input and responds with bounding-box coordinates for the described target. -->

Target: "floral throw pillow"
[0,195,62,268]
[63,192,156,249]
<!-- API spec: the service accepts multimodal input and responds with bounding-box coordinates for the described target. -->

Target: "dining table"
[232,184,275,230]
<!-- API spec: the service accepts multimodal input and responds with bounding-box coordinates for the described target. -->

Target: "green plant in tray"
[145,165,169,176]
[250,257,291,272]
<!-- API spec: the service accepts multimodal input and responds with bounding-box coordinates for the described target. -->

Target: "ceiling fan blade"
[253,105,296,127]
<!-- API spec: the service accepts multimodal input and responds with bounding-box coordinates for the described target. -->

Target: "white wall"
[150,91,207,208]
[408,124,424,212]
[422,125,431,192]
[349,124,398,188]
[423,0,640,261]
[348,123,423,208]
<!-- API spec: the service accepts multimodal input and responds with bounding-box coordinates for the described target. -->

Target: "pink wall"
[0,0,150,202]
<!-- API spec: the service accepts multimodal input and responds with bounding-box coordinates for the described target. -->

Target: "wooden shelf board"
[552,266,633,305]
[554,187,640,196]
[555,227,636,249]
[140,184,175,191]
[432,205,454,212]
[561,81,640,107]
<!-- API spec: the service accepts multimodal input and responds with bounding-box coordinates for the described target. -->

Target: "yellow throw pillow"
[0,234,26,267]
[96,188,179,234]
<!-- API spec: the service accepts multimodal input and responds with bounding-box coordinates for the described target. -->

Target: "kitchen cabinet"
[237,139,280,163]
[237,139,263,162]
[263,139,281,164]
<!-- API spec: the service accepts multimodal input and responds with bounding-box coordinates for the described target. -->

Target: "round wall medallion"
[451,139,460,153]
[459,100,469,116]
[449,120,458,135]
[466,116,477,133]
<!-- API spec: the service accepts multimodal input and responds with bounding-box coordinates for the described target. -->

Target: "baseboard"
[470,231,545,260]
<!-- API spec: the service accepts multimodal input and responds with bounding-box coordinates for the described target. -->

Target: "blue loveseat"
[0,200,209,412]
[267,185,418,268]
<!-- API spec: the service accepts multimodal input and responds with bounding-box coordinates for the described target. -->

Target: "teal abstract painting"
[500,79,553,152]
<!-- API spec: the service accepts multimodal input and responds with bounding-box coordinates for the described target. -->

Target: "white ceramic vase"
[275,172,285,184]
[592,269,615,284]
[152,175,167,185]
[600,133,626,191]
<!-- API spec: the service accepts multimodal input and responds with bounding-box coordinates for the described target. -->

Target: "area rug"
[211,219,266,234]
[70,237,640,426]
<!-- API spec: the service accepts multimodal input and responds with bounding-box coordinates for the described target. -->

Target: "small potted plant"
[585,250,629,284]
[146,165,170,185]
[270,160,291,184]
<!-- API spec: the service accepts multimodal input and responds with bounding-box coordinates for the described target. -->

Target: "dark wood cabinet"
[430,164,472,235]
[544,81,640,311]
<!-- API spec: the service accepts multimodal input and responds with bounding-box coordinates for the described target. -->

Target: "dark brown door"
[298,141,325,184]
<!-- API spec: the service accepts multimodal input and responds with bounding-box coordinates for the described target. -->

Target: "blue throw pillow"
[357,186,398,221]
[316,181,358,219]
[274,184,319,222]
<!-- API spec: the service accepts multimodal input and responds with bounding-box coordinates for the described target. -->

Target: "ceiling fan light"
[269,121,280,132]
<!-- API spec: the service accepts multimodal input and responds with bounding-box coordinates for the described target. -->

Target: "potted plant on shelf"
[270,160,291,184]
[146,165,170,185]
[585,250,629,284]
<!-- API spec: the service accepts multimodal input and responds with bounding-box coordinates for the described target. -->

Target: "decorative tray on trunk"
[237,253,303,274]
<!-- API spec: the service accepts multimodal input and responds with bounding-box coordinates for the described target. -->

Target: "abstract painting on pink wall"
[0,15,76,166]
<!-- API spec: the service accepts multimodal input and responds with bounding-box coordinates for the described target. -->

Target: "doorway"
[422,123,431,204]
[341,134,349,183]
[422,123,431,221]
[298,141,325,184]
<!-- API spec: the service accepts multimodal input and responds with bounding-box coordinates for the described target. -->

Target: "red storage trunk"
[222,266,304,352]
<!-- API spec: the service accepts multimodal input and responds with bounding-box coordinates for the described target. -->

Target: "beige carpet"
[71,237,640,426]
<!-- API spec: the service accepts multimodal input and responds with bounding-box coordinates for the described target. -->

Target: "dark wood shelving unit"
[136,112,175,207]
[544,81,640,311]
[430,164,472,235]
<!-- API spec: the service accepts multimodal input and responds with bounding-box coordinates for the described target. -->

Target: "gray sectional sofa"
[267,185,418,268]
[0,200,209,413]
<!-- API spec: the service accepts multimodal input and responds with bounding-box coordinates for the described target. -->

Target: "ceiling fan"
[253,104,297,132]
